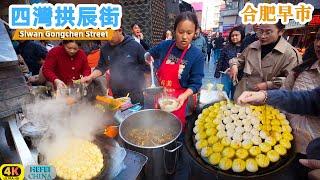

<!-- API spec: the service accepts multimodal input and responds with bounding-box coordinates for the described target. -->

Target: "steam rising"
[23,97,110,161]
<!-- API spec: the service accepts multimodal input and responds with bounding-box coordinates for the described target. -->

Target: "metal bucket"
[119,109,182,180]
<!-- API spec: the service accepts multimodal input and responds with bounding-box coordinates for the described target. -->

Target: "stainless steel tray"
[114,149,148,180]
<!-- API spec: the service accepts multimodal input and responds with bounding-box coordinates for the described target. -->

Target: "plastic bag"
[199,83,228,105]
[19,117,48,137]
[108,141,127,179]
[286,113,320,154]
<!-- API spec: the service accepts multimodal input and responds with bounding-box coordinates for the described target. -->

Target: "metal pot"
[119,109,182,180]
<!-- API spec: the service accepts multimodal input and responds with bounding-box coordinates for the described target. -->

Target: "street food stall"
[0,17,309,179]
[0,21,148,179]
[284,10,320,55]
[119,83,304,180]
[0,18,185,179]
[184,101,301,180]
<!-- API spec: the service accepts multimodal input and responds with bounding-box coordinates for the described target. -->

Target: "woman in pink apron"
[145,11,205,180]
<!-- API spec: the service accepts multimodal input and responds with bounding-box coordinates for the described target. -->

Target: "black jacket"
[214,44,242,78]
[95,36,148,92]
[205,36,213,53]
[17,41,47,75]
[140,39,150,51]
[213,37,224,49]
[240,33,259,52]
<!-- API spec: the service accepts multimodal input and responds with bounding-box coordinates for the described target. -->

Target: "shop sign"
[240,2,314,25]
[223,24,234,31]
[8,3,122,40]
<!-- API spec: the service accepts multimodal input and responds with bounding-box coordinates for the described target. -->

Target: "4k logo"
[0,164,24,180]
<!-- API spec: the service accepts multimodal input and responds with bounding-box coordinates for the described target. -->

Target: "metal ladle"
[144,60,163,94]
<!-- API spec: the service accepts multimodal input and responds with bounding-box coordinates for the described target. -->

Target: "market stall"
[0,20,34,166]
[0,20,148,180]
[184,100,307,180]
[284,10,320,55]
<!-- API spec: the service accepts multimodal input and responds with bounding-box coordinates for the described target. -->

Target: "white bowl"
[158,97,179,112]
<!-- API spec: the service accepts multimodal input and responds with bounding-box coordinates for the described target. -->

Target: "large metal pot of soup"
[119,109,182,180]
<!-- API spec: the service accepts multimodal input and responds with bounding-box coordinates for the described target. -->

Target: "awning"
[222,24,234,31]
[0,22,18,63]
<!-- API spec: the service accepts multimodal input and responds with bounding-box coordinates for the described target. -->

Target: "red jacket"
[43,46,91,85]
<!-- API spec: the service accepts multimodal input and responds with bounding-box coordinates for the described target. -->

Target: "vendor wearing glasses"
[229,21,302,100]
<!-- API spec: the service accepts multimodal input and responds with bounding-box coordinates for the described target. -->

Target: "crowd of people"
[11,10,320,179]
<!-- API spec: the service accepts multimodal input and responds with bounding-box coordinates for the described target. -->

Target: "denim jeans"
[210,51,214,63]
[221,74,235,100]
[213,49,221,62]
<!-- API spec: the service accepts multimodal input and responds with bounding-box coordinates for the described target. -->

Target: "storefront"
[284,10,320,55]
[222,24,234,37]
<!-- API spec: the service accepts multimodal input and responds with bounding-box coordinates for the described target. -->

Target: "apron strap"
[163,42,176,63]
[163,42,189,65]
[178,45,189,64]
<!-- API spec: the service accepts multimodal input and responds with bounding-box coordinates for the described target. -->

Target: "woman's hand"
[54,79,67,89]
[176,93,189,110]
[229,65,238,82]
[28,75,39,83]
[175,89,193,110]
[299,159,320,180]
[237,91,266,105]
[80,76,92,84]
